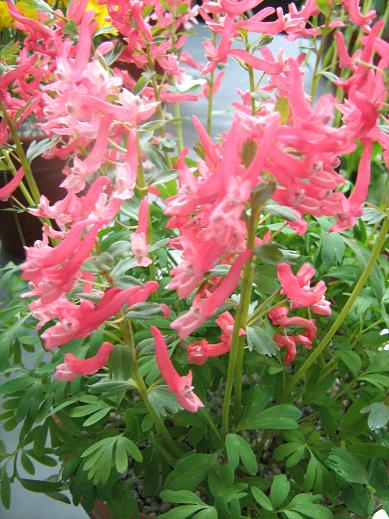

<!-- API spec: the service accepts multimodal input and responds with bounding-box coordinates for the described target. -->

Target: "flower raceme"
[171,249,253,339]
[276,263,329,311]
[55,342,114,382]
[187,311,245,365]
[151,326,204,413]
[42,283,159,350]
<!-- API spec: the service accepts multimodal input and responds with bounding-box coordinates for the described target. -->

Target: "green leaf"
[266,204,300,222]
[126,302,166,319]
[226,434,258,475]
[26,138,54,163]
[270,475,290,508]
[239,404,300,431]
[20,479,63,493]
[148,385,182,417]
[88,380,131,394]
[115,437,129,474]
[283,512,305,519]
[192,508,218,519]
[251,487,273,511]
[275,97,290,124]
[254,243,284,265]
[159,505,204,519]
[166,454,215,491]
[240,385,273,426]
[361,402,389,430]
[0,469,11,509]
[83,407,111,427]
[326,448,368,484]
[0,42,20,64]
[160,490,205,505]
[0,376,34,395]
[21,453,35,475]
[246,326,278,356]
[337,350,361,376]
[317,0,331,16]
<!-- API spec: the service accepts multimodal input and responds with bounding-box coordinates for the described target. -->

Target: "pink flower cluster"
[268,263,331,363]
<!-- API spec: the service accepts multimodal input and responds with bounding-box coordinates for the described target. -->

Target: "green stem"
[248,65,256,115]
[234,206,260,420]
[206,32,217,134]
[246,288,281,325]
[287,215,389,393]
[0,102,41,205]
[121,319,181,458]
[2,150,36,208]
[246,298,288,327]
[222,203,259,434]
[173,101,184,153]
[199,408,224,448]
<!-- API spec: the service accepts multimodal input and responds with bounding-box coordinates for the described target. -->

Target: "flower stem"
[222,201,259,434]
[286,215,389,393]
[0,102,41,205]
[206,31,217,134]
[120,318,181,458]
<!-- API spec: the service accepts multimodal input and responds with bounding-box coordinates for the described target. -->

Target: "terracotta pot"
[0,138,66,258]
[89,500,151,519]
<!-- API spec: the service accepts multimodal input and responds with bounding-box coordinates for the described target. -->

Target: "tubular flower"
[131,197,152,267]
[171,250,252,339]
[276,263,328,309]
[0,169,25,202]
[42,282,159,349]
[151,326,204,413]
[55,342,114,381]
[273,334,312,364]
[187,311,244,365]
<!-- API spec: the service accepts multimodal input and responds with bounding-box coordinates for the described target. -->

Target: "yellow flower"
[0,1,13,28]
[86,0,116,31]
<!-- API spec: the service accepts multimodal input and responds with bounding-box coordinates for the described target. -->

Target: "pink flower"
[42,282,159,349]
[0,169,25,202]
[131,197,152,267]
[277,263,327,308]
[187,311,244,365]
[55,342,114,381]
[171,250,252,338]
[274,334,312,364]
[330,144,372,232]
[268,306,317,341]
[151,326,204,413]
[342,0,376,25]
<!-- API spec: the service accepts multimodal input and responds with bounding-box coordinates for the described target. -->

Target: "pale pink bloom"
[0,169,25,202]
[151,326,204,413]
[131,198,152,267]
[312,297,332,316]
[114,129,137,200]
[55,342,114,381]
[277,263,327,309]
